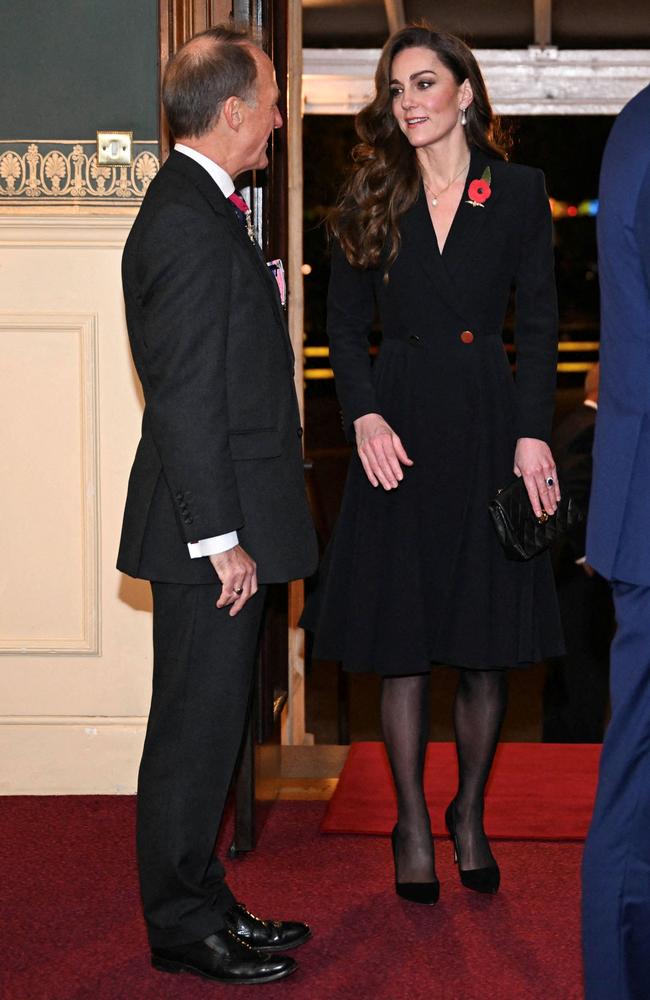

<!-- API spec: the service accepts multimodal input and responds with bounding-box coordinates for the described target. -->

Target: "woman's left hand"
[513,438,561,518]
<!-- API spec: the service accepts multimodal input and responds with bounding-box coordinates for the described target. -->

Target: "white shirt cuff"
[188,531,239,559]
[575,556,587,565]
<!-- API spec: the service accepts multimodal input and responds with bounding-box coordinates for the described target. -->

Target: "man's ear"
[222,96,243,132]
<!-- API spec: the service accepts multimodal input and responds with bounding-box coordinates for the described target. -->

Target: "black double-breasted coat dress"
[303,146,565,675]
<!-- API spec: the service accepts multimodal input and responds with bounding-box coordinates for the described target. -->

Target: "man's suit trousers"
[137,580,266,948]
[582,582,650,999]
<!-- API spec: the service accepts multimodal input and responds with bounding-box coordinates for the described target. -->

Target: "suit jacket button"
[185,515,193,525]
[460,330,474,344]
[408,334,422,346]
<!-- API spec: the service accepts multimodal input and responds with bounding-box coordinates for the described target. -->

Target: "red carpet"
[322,742,600,840]
[1,796,584,1000]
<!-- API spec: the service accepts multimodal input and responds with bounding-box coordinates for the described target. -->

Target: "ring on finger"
[234,586,243,595]
[545,476,554,487]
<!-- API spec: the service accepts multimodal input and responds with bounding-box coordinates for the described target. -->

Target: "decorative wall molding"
[0,140,159,206]
[0,715,147,726]
[303,48,650,115]
[0,312,100,655]
[0,213,138,247]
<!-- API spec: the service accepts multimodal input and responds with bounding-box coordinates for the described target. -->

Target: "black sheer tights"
[381,673,434,883]
[452,668,508,870]
[381,668,508,881]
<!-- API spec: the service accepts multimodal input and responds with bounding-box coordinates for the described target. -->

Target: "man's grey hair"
[162,25,259,139]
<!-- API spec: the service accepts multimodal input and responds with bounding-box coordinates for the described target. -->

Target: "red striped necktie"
[228,190,255,243]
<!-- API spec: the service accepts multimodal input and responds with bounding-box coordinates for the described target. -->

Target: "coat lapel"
[442,146,496,279]
[399,145,499,330]
[166,152,294,364]
[400,184,453,306]
[400,183,472,328]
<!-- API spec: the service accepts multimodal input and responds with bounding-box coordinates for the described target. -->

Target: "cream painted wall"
[0,213,153,793]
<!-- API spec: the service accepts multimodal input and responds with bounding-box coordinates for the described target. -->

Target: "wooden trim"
[534,0,553,48]
[284,0,313,747]
[286,2,302,379]
[384,0,405,35]
[264,0,288,263]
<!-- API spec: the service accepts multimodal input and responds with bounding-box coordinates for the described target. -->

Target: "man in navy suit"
[582,83,650,999]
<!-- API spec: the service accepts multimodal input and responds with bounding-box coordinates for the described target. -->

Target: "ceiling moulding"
[303,48,650,115]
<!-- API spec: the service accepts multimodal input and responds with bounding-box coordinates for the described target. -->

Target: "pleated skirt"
[302,337,565,675]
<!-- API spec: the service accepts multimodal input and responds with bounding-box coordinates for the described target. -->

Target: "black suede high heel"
[390,825,440,905]
[445,802,500,895]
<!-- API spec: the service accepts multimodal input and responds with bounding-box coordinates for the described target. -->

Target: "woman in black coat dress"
[303,26,564,901]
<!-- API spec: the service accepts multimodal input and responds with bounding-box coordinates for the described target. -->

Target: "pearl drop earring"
[460,107,467,126]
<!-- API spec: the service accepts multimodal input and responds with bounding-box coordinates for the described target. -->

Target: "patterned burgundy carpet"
[322,742,600,839]
[1,796,584,1000]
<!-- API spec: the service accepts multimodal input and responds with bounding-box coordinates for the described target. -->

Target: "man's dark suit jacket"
[117,151,317,585]
[587,84,650,584]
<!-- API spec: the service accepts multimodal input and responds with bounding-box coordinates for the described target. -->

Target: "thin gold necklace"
[423,158,471,207]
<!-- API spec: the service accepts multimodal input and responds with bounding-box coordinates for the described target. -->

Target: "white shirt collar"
[174,144,235,198]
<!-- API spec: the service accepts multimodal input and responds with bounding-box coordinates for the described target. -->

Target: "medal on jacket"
[228,190,256,243]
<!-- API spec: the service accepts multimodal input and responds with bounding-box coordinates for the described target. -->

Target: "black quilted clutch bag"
[488,477,585,561]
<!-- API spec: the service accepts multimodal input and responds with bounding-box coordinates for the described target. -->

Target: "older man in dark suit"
[117,26,317,986]
[582,83,650,999]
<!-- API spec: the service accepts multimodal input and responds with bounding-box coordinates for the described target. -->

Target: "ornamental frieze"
[0,141,160,205]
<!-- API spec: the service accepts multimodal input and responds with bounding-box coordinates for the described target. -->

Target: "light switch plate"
[96,131,133,166]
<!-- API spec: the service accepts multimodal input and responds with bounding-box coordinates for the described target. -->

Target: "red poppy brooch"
[467,166,492,208]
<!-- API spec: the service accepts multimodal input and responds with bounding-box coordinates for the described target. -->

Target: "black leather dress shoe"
[224,902,312,952]
[151,928,297,984]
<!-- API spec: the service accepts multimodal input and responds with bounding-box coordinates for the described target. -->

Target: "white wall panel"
[0,213,152,792]
[0,313,99,652]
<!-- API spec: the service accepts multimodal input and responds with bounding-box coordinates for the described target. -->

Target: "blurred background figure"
[543,363,615,743]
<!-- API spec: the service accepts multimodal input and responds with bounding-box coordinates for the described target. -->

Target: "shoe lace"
[227,928,257,953]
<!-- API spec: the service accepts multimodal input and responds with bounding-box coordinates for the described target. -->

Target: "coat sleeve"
[326,240,380,434]
[127,203,244,542]
[513,169,559,443]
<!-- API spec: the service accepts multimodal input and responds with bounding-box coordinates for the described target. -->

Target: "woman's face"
[389,46,470,149]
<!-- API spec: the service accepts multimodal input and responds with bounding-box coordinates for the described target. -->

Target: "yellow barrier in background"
[303,341,600,380]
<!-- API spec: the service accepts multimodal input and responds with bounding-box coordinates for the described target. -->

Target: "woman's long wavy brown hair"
[329,25,510,270]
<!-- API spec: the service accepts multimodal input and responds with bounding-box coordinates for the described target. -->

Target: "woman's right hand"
[353,412,413,489]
